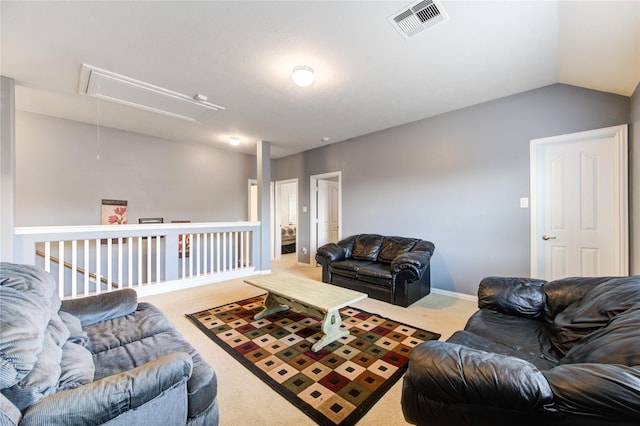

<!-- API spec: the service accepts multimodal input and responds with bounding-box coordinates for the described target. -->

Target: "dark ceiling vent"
[388,0,449,40]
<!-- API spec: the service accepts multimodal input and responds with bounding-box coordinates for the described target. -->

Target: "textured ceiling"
[1,1,638,158]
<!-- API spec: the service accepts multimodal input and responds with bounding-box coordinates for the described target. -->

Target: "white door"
[530,125,628,280]
[310,171,342,265]
[317,179,339,247]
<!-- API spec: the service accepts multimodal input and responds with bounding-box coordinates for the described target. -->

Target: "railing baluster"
[107,238,113,289]
[196,233,201,276]
[146,236,152,285]
[216,232,221,272]
[95,239,101,294]
[58,241,65,299]
[117,238,123,288]
[71,240,77,298]
[209,233,214,273]
[155,236,161,283]
[234,232,238,270]
[44,241,51,272]
[137,237,142,285]
[203,233,208,274]
[127,237,133,287]
[83,240,89,295]
[188,233,194,277]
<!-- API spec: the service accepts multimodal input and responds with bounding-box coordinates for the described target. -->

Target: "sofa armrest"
[60,288,138,327]
[543,364,640,421]
[405,341,553,410]
[478,277,547,319]
[20,353,193,426]
[390,250,431,279]
[315,243,347,263]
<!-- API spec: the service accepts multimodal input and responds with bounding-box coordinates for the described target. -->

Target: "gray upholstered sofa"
[0,262,218,426]
[315,234,435,307]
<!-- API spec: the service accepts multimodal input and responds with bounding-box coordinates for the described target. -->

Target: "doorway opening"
[274,179,298,260]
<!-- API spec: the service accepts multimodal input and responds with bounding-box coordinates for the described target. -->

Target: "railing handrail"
[15,221,260,236]
[35,249,115,287]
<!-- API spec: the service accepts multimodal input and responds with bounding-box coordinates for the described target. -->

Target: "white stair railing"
[13,222,261,299]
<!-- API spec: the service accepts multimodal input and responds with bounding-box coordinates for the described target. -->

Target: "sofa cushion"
[357,263,393,287]
[57,341,95,391]
[0,262,61,315]
[560,302,640,365]
[478,277,546,319]
[59,311,89,347]
[329,260,373,279]
[377,237,417,263]
[552,276,640,354]
[542,276,612,323]
[2,314,69,410]
[0,285,49,390]
[352,234,384,261]
[461,309,561,369]
[92,330,215,419]
[87,303,216,419]
[84,303,175,354]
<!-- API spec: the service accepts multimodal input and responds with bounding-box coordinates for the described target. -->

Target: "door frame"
[529,124,628,278]
[310,171,342,266]
[274,178,298,260]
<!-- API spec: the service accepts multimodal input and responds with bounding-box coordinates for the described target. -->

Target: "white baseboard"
[431,287,478,302]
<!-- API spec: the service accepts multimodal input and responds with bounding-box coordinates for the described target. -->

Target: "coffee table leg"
[312,309,348,352]
[254,292,289,320]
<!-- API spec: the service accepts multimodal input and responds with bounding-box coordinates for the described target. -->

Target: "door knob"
[542,235,557,241]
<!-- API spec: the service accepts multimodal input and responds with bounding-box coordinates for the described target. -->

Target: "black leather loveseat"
[315,234,434,307]
[401,275,640,426]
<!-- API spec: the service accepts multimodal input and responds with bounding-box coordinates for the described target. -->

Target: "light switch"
[302,206,308,213]
[520,197,529,208]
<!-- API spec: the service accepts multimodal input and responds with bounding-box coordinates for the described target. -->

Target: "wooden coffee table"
[244,273,368,352]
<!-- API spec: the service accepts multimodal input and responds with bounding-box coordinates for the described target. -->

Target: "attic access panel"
[78,64,224,123]
[389,0,449,40]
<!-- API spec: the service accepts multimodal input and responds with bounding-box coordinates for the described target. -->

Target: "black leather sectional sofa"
[402,275,640,425]
[315,234,435,307]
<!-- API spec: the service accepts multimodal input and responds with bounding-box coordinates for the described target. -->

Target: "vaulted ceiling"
[2,1,638,158]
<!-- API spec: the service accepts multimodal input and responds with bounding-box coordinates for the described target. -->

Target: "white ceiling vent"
[388,0,449,40]
[78,64,224,123]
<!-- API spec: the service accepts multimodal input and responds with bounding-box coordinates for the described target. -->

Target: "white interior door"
[310,171,342,265]
[530,125,628,280]
[317,179,339,247]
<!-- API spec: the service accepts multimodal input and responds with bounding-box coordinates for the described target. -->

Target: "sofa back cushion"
[542,276,612,323]
[552,276,640,354]
[0,284,49,390]
[352,234,385,261]
[560,302,640,365]
[377,236,418,263]
[478,277,546,319]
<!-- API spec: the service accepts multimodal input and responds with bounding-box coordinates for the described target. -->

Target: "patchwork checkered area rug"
[186,295,440,426]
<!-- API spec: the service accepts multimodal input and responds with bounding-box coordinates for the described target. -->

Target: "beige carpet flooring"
[141,255,478,426]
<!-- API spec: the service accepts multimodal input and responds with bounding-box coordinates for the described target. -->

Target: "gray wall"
[15,111,254,226]
[631,82,640,275]
[275,84,632,296]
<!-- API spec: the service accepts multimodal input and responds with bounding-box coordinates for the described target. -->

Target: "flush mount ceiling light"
[291,65,315,87]
[229,137,240,146]
[78,64,225,123]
